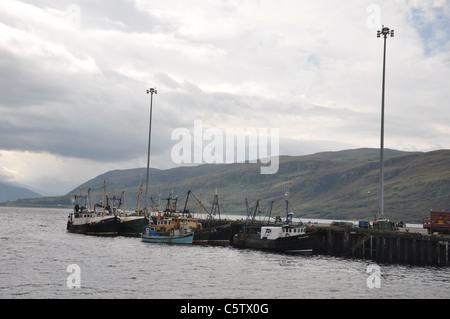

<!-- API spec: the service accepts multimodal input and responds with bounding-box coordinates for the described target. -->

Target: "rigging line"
[286,200,304,223]
[190,192,210,214]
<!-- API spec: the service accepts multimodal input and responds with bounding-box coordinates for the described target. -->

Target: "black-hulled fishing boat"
[232,222,313,253]
[67,209,121,236]
[107,189,149,237]
[185,190,237,246]
[194,220,236,246]
[118,214,150,237]
[67,191,120,236]
[232,195,314,253]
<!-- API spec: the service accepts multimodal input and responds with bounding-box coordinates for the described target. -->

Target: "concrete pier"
[311,226,450,267]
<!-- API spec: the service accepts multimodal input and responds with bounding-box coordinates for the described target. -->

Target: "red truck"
[423,211,450,234]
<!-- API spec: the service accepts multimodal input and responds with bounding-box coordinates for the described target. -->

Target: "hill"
[4,148,450,223]
[0,182,42,202]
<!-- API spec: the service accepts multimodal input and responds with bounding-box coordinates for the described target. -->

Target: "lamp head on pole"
[377,25,394,38]
[146,87,157,95]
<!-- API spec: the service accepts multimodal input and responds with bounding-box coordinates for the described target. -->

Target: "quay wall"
[311,226,450,267]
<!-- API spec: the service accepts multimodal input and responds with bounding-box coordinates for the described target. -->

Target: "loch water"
[0,207,449,299]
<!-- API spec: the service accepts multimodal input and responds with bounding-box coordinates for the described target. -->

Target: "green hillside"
[4,148,450,223]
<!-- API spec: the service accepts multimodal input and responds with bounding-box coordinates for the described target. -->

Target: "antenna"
[284,186,292,224]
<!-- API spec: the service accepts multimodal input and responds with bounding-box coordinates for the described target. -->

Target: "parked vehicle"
[423,212,450,234]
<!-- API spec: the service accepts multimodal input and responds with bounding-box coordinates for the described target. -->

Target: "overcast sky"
[1,0,449,195]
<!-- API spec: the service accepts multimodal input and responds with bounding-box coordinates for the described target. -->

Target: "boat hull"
[193,222,243,246]
[233,232,314,253]
[208,223,235,246]
[67,215,121,236]
[141,228,194,245]
[118,216,150,237]
[193,230,210,245]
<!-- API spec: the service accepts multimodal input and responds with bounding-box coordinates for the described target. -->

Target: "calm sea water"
[0,207,449,299]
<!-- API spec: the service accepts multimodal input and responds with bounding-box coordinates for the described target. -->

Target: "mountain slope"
[4,148,449,223]
[65,148,450,223]
[0,182,42,202]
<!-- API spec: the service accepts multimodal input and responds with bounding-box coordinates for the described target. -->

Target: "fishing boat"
[184,190,238,246]
[141,215,199,245]
[233,223,313,253]
[67,191,120,236]
[142,190,201,244]
[67,209,121,236]
[118,214,150,237]
[108,189,150,237]
[232,195,314,253]
[142,225,194,244]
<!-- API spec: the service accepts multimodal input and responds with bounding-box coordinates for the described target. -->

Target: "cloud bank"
[0,0,449,194]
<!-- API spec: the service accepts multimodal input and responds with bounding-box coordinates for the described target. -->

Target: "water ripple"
[0,207,449,299]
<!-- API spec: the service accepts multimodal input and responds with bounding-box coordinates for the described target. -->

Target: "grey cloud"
[1,0,449,170]
[0,50,147,161]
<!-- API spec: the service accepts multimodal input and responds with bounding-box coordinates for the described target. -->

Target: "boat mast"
[245,198,251,226]
[122,190,127,216]
[210,187,221,221]
[267,200,274,224]
[183,190,191,217]
[197,191,202,219]
[285,188,292,224]
[251,200,259,225]
[137,183,142,216]
[88,187,92,212]
[103,179,106,217]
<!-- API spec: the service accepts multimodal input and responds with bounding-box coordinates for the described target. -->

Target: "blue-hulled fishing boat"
[142,225,194,244]
[141,215,199,245]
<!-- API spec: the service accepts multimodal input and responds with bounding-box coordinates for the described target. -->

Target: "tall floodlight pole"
[144,87,157,212]
[377,25,394,219]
